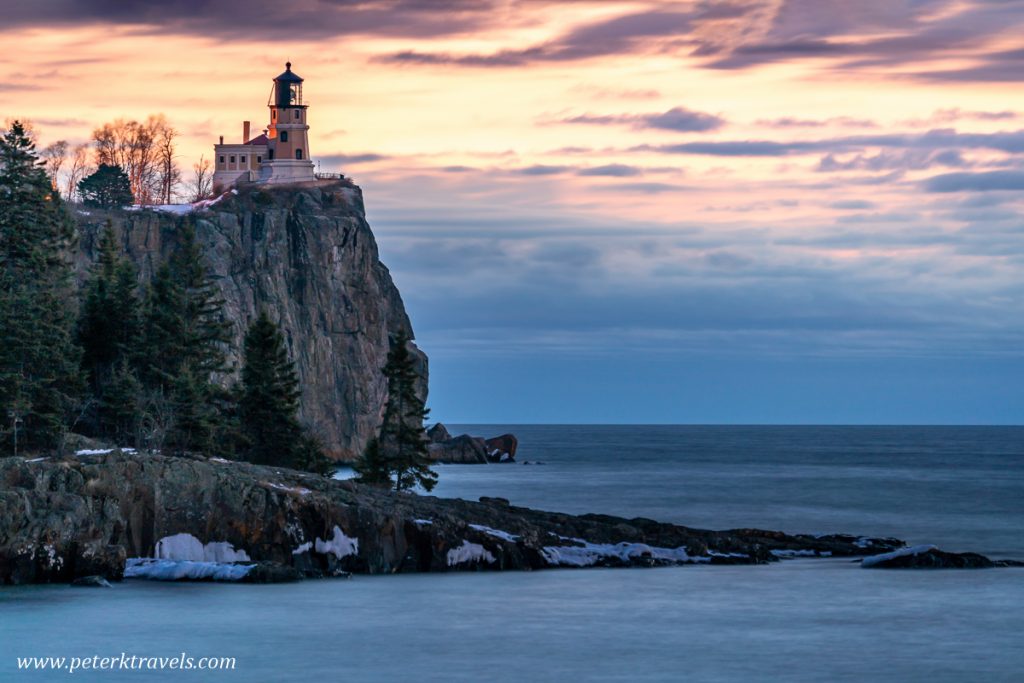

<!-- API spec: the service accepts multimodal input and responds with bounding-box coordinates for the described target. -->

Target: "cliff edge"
[72,181,426,460]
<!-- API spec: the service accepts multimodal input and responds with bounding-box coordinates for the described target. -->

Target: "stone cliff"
[72,181,425,460]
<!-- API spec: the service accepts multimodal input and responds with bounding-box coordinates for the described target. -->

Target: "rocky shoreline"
[0,451,1018,585]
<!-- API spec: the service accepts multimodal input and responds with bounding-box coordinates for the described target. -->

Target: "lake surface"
[2,425,1022,682]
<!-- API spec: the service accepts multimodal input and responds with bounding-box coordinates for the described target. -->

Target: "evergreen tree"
[352,436,391,487]
[78,164,133,209]
[237,311,302,465]
[0,121,82,454]
[169,222,232,378]
[378,331,436,492]
[138,222,232,453]
[77,223,143,439]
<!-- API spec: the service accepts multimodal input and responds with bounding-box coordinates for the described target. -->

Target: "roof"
[245,133,269,146]
[274,61,303,83]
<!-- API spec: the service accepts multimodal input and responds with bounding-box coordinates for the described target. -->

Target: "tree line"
[20,115,213,206]
[0,120,328,473]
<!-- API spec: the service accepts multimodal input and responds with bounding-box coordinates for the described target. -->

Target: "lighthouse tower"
[260,62,315,183]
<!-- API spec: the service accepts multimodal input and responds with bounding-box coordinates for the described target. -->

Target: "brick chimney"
[243,121,251,144]
[219,135,224,145]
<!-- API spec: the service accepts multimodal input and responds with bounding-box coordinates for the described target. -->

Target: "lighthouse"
[260,62,315,183]
[212,62,317,192]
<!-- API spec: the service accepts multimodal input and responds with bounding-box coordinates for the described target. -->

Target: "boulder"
[860,544,1023,569]
[427,435,490,464]
[427,423,452,444]
[485,434,518,462]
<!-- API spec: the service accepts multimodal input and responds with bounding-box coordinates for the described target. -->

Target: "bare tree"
[92,115,176,205]
[65,144,91,202]
[189,155,213,202]
[41,140,68,190]
[155,122,180,204]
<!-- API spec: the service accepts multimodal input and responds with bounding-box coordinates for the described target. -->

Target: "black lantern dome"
[273,62,305,108]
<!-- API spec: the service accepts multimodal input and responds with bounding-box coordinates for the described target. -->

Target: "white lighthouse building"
[213,62,316,192]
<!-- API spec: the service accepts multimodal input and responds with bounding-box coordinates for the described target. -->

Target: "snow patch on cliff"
[447,541,496,567]
[314,526,359,559]
[468,524,519,542]
[154,533,251,563]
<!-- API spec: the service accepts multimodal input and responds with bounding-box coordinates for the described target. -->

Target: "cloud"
[830,200,877,210]
[757,116,879,129]
[0,0,494,39]
[319,152,390,165]
[576,164,643,177]
[560,107,726,132]
[817,150,970,172]
[924,170,1024,193]
[638,129,1024,157]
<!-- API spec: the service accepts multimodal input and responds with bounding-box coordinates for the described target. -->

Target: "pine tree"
[138,222,232,453]
[169,222,232,377]
[0,121,82,454]
[237,311,302,465]
[78,164,133,209]
[352,436,391,487]
[378,331,436,492]
[77,223,143,440]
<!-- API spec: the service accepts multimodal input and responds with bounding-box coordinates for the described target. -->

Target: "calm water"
[2,426,1022,682]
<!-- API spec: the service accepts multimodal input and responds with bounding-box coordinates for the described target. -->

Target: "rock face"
[71,181,426,460]
[0,451,946,585]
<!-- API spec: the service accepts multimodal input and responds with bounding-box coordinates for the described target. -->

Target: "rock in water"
[427,434,490,464]
[427,423,452,443]
[485,434,518,462]
[860,545,1021,569]
[72,181,426,461]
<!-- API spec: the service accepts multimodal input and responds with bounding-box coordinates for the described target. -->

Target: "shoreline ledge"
[1,451,1018,585]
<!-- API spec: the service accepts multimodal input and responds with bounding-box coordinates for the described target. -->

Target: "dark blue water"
[2,426,1022,682]
[439,425,1024,558]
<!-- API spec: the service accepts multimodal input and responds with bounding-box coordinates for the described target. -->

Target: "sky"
[4,0,1023,424]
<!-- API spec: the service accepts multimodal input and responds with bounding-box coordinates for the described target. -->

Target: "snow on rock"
[154,533,251,563]
[75,447,136,456]
[861,544,938,568]
[292,542,313,556]
[125,558,253,581]
[413,519,433,526]
[314,526,359,559]
[771,549,819,558]
[447,541,496,567]
[468,524,519,543]
[541,540,709,568]
[265,481,312,496]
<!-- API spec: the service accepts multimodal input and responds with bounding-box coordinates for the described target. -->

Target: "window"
[230,155,236,163]
[257,155,262,163]
[294,110,300,120]
[295,149,303,160]
[218,156,225,164]
[280,131,288,142]
[240,156,246,164]
[272,111,276,121]
[269,149,274,160]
